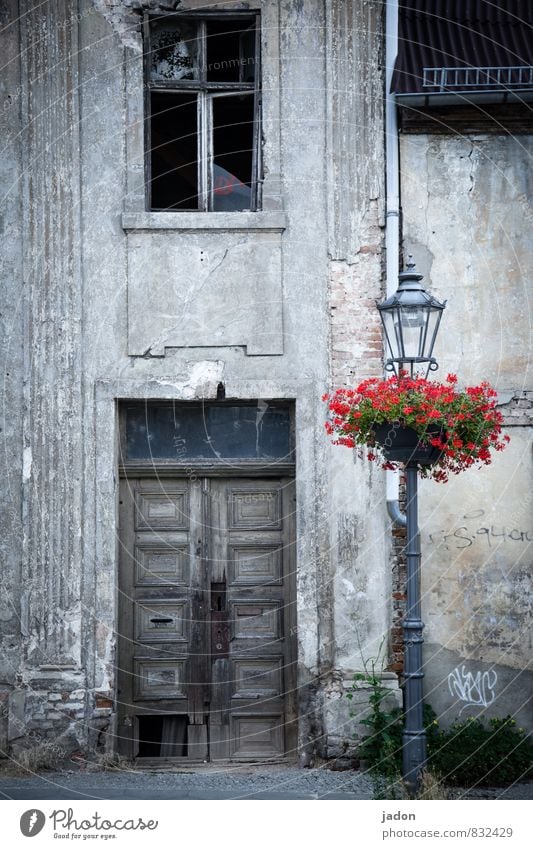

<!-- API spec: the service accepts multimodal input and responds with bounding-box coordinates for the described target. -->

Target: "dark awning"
[391,1,533,96]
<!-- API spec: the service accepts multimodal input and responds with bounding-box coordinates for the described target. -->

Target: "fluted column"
[20,1,84,667]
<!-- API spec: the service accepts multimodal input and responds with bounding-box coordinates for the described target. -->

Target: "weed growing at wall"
[346,666,403,799]
[427,715,533,787]
[350,677,533,793]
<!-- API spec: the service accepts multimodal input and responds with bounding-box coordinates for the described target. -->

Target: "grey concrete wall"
[0,0,394,764]
[402,132,533,731]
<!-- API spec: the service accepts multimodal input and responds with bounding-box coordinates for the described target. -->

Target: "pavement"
[0,764,531,801]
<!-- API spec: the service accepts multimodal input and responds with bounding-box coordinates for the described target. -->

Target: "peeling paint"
[181,360,225,399]
[22,446,32,481]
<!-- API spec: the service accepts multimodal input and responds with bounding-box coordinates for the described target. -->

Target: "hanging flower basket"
[323,373,510,483]
[372,423,444,465]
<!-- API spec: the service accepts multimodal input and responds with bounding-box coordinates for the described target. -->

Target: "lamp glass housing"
[377,264,446,378]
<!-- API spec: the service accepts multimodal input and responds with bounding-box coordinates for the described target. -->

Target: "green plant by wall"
[426,715,533,787]
[346,666,403,799]
[346,667,533,794]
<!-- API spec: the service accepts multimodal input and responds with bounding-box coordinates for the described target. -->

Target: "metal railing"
[423,66,533,90]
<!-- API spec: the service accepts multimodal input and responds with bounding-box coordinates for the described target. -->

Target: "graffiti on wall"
[448,664,498,714]
[428,509,533,551]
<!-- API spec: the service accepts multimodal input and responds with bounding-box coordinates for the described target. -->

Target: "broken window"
[144,13,261,211]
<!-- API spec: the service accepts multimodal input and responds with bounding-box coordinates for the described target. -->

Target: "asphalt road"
[0,766,374,800]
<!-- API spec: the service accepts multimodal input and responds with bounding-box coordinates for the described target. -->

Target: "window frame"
[143,11,262,213]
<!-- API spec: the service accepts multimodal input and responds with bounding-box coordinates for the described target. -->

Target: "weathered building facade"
[395,0,533,733]
[0,0,531,765]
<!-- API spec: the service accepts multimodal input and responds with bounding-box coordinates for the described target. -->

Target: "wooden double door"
[118,475,296,761]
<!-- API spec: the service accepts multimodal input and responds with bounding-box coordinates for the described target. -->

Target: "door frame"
[92,378,319,764]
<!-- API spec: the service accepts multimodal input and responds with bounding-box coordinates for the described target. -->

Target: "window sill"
[122,211,287,232]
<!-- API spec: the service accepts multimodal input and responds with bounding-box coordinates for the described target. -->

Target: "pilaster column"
[20,1,84,669]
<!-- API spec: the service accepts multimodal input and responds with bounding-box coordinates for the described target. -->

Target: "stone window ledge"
[122,211,287,233]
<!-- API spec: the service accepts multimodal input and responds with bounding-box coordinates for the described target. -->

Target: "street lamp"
[377,259,446,378]
[376,260,447,793]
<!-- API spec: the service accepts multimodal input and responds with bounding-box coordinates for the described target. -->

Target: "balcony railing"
[422,66,533,90]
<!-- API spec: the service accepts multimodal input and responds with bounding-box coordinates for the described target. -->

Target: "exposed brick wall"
[499,391,533,426]
[4,685,113,759]
[328,206,385,387]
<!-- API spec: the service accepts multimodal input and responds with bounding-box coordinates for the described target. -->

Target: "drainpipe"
[385,0,406,528]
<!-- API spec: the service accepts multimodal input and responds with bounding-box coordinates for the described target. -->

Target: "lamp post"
[376,259,446,793]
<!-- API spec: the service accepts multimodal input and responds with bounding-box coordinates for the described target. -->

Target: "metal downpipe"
[385,0,406,528]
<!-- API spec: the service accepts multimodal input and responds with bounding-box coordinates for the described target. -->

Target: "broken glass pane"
[206,19,257,84]
[150,20,199,81]
[239,26,257,84]
[150,92,199,210]
[125,403,292,462]
[212,93,255,211]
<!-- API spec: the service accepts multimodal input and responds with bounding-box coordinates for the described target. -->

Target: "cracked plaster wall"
[402,133,533,731]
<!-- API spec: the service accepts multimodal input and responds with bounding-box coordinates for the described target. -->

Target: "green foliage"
[426,715,533,788]
[347,668,533,793]
[347,666,404,799]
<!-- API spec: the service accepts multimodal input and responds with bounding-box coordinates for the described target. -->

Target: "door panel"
[118,475,295,761]
[135,489,190,529]
[134,599,188,644]
[230,716,283,758]
[134,537,189,586]
[134,659,187,700]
